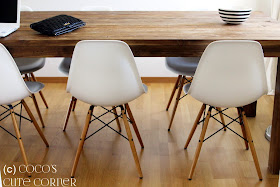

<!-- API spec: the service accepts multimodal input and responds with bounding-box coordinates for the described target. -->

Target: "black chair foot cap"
[188,178,192,181]
[119,130,122,132]
[259,179,263,181]
[71,176,74,178]
[46,145,49,148]
[141,147,144,149]
[246,148,249,150]
[168,129,170,131]
[28,175,31,178]
[42,126,45,128]
[139,177,143,179]
[46,107,49,109]
[184,148,187,150]
[166,109,168,111]
[224,129,226,131]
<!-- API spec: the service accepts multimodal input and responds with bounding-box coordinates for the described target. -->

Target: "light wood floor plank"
[0,83,278,186]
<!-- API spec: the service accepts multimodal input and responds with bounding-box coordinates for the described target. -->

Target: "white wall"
[22,0,261,11]
[21,0,270,77]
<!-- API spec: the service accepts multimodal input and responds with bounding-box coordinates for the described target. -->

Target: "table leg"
[268,58,280,174]
[243,101,257,117]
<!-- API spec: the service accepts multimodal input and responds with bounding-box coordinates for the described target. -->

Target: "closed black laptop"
[30,14,86,36]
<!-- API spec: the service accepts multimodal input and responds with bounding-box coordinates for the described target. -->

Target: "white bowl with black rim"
[218,8,252,24]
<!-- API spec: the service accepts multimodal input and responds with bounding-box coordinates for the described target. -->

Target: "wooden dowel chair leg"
[237,108,249,150]
[24,74,30,81]
[168,76,185,131]
[125,104,144,148]
[216,107,226,131]
[166,75,182,111]
[63,97,75,131]
[184,104,206,149]
[112,107,121,132]
[71,105,94,178]
[188,106,212,180]
[72,98,77,111]
[30,73,49,109]
[9,107,29,175]
[121,106,143,179]
[31,94,45,128]
[240,109,263,180]
[21,100,49,147]
[39,91,49,109]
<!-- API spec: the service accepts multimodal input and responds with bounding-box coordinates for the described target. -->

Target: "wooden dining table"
[1,11,280,174]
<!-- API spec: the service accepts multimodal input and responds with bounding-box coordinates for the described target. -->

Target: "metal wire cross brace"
[0,102,32,139]
[198,105,249,144]
[85,105,133,142]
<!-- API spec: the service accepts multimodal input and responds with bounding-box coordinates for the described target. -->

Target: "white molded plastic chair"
[184,40,267,180]
[14,6,48,127]
[61,6,113,130]
[0,43,49,170]
[68,40,146,178]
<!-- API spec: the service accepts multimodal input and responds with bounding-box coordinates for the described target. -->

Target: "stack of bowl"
[218,8,252,24]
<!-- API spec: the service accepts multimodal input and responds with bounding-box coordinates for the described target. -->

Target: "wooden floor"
[0,83,278,187]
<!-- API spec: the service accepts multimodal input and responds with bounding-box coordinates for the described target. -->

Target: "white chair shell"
[189,40,268,108]
[0,44,32,105]
[67,40,146,106]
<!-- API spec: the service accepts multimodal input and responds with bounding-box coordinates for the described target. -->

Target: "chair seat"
[143,83,148,92]
[183,83,191,94]
[14,58,45,74]
[58,58,71,76]
[166,57,200,76]
[25,81,45,94]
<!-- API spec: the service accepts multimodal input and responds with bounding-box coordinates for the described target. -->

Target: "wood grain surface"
[0,83,277,186]
[1,11,280,57]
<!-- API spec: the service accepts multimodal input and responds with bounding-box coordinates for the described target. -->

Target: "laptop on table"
[0,0,20,38]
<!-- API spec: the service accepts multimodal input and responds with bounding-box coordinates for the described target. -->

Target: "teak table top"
[1,11,280,57]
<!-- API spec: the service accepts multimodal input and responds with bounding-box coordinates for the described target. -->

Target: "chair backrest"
[21,5,33,11]
[0,44,31,105]
[67,40,146,106]
[189,40,268,108]
[81,6,113,11]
